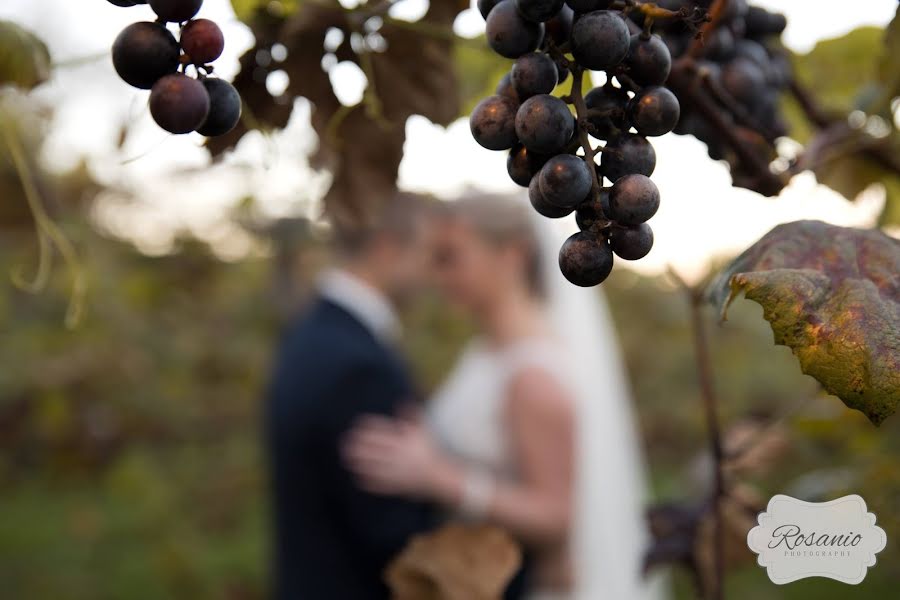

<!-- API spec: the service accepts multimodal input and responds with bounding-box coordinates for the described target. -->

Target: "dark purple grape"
[705,27,736,61]
[609,223,653,260]
[556,62,570,83]
[515,0,565,23]
[529,176,573,218]
[544,4,574,45]
[149,73,210,134]
[197,78,241,136]
[628,86,680,136]
[478,0,502,19]
[575,189,610,231]
[486,0,544,59]
[558,231,614,287]
[564,0,609,13]
[571,10,629,71]
[584,85,628,139]
[721,57,766,105]
[600,133,655,183]
[149,0,203,22]
[511,52,558,100]
[539,154,593,209]
[733,39,769,70]
[495,72,521,103]
[515,94,573,154]
[470,95,519,150]
[112,22,179,90]
[625,33,671,86]
[507,144,548,187]
[180,18,224,65]
[745,6,786,37]
[107,0,139,6]
[608,174,659,225]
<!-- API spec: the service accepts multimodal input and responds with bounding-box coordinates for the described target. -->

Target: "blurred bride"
[343,194,666,600]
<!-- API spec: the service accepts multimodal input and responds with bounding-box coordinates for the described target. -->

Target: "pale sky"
[1,0,897,277]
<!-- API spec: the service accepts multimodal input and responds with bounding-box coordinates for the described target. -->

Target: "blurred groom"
[266,192,435,599]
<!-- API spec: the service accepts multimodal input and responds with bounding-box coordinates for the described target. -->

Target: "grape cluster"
[471,0,680,287]
[106,0,241,137]
[657,1,789,191]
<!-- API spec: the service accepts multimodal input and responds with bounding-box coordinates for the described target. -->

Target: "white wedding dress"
[427,215,669,600]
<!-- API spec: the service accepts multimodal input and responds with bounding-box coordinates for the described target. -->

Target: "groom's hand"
[342,412,462,503]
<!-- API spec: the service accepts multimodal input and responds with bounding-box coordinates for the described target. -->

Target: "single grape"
[515,0,565,23]
[529,175,573,218]
[607,174,659,225]
[180,18,224,65]
[575,189,610,231]
[515,94,574,154]
[197,78,241,136]
[720,57,766,105]
[628,86,680,136]
[556,62,570,84]
[507,144,548,187]
[478,0,502,19]
[511,52,558,100]
[733,39,769,71]
[609,223,653,260]
[704,27,736,61]
[470,95,519,150]
[571,10,630,71]
[486,0,544,59]
[539,154,593,209]
[149,0,203,22]
[107,0,139,6]
[544,4,574,45]
[112,22,180,90]
[745,6,786,37]
[558,231,614,287]
[584,85,628,139]
[495,72,521,103]
[625,33,671,86]
[149,73,210,134]
[599,133,656,183]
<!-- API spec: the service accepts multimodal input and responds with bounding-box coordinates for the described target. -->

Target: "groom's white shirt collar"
[317,268,401,342]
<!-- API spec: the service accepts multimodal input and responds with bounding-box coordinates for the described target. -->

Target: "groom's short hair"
[332,191,431,257]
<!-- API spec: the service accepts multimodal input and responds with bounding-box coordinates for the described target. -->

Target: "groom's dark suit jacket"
[266,298,436,600]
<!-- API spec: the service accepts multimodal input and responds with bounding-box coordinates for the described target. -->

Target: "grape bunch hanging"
[470,0,687,287]
[106,0,241,137]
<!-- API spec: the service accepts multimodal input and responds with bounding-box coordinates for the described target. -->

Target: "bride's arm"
[343,367,575,546]
[446,366,575,545]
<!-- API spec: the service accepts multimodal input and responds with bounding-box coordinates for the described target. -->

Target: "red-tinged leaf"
[708,221,900,425]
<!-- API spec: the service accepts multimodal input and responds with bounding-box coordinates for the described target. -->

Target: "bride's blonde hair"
[437,193,546,298]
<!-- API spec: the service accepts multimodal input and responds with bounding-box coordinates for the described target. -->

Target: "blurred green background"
[0,190,897,600]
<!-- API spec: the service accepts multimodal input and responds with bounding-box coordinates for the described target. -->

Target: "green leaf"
[707,221,900,426]
[0,20,51,90]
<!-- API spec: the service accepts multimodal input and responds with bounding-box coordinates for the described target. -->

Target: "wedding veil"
[530,212,668,600]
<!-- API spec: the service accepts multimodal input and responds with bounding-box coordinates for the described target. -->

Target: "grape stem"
[685,0,729,60]
[789,80,900,177]
[669,268,725,600]
[569,65,612,226]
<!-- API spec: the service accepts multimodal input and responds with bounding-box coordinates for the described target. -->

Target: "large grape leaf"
[0,20,51,90]
[216,0,467,226]
[707,221,900,426]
